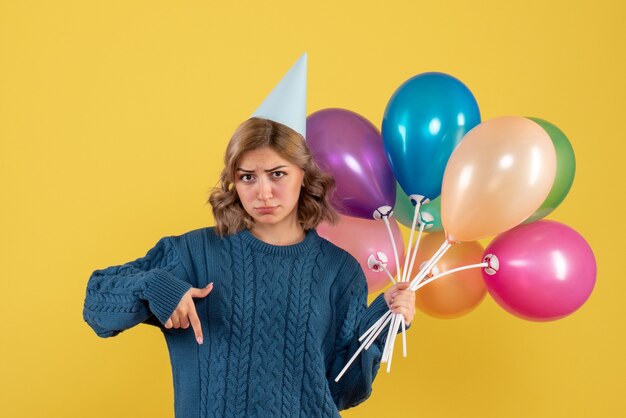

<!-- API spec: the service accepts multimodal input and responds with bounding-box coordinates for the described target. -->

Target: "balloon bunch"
[306,72,597,381]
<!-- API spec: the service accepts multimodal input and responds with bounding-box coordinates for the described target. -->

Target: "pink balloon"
[482,220,596,321]
[318,214,404,293]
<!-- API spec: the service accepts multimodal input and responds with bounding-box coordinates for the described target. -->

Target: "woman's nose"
[257,177,273,200]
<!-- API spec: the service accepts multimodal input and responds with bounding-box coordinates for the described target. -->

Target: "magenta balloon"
[307,108,396,219]
[482,220,596,321]
[317,214,404,293]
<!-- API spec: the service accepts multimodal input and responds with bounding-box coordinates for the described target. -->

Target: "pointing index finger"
[188,304,203,345]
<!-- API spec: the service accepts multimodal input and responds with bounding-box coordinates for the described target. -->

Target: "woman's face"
[234,147,305,229]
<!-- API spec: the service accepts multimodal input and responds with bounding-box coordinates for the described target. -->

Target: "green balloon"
[393,183,444,232]
[525,117,576,223]
[393,183,415,226]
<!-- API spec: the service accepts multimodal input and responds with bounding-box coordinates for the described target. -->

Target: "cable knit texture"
[83,226,406,418]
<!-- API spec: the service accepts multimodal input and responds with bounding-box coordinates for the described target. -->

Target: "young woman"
[83,117,415,417]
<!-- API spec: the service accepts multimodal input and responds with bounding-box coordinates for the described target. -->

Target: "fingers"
[189,282,214,298]
[391,290,413,302]
[171,314,181,328]
[384,281,412,307]
[164,284,211,345]
[392,282,411,293]
[390,304,414,325]
[385,282,410,297]
[180,315,190,329]
[188,305,203,345]
[389,282,412,300]
[389,288,416,325]
[389,298,413,313]
[164,309,194,331]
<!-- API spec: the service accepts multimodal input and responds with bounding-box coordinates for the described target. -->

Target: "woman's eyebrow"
[236,165,288,173]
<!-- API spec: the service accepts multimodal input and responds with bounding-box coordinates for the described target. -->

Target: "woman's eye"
[239,174,254,182]
[272,171,286,178]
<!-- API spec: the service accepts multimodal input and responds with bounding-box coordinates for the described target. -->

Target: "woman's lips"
[256,206,278,214]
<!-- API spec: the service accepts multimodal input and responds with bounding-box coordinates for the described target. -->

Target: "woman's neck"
[250,222,306,246]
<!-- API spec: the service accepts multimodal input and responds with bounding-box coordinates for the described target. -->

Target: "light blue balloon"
[382,72,481,200]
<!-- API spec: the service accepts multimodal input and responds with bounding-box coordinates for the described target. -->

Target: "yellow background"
[1,1,624,417]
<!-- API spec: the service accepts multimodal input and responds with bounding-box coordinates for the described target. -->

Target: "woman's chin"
[252,215,280,225]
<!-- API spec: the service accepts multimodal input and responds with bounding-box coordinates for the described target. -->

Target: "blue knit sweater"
[83,226,402,417]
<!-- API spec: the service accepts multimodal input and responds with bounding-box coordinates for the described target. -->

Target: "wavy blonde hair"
[207,117,339,237]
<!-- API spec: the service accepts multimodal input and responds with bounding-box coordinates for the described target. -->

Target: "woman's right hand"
[164,282,214,345]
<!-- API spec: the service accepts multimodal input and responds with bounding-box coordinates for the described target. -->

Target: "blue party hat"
[251,53,308,139]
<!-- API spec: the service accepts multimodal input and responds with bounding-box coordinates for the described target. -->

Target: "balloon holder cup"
[483,254,500,275]
[367,252,389,272]
[419,211,435,230]
[373,205,394,220]
[409,194,430,206]
[419,261,440,278]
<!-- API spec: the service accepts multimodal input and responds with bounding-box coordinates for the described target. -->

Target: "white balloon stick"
[401,201,422,282]
[365,313,393,350]
[408,240,452,289]
[359,310,391,342]
[401,316,407,357]
[382,216,402,283]
[381,316,394,362]
[406,222,426,284]
[381,318,401,368]
[338,240,470,378]
[384,240,451,370]
[410,262,489,292]
[335,312,393,382]
[381,265,396,284]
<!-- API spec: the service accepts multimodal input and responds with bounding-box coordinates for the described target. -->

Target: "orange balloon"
[410,232,486,319]
[441,116,556,242]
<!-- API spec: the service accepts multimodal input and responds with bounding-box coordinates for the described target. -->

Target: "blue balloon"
[382,72,481,200]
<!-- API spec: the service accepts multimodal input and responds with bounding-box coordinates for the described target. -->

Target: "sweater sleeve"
[82,236,193,338]
[326,257,411,411]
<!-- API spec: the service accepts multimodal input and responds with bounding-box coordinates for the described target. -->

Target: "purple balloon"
[307,108,396,219]
[482,220,596,322]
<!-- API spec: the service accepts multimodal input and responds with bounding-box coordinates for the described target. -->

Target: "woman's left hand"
[383,282,416,326]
